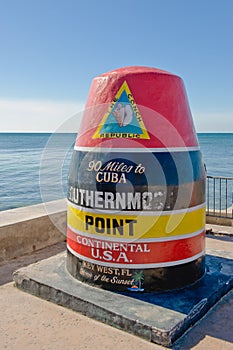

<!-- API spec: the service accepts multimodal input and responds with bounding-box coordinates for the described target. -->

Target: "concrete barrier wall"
[0,199,232,262]
[0,199,66,262]
[206,215,232,226]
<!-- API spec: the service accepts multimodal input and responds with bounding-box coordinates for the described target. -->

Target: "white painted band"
[74,146,200,153]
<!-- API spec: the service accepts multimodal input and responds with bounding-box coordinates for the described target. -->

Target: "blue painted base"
[119,253,233,315]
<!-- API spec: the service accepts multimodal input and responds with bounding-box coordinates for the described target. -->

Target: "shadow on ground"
[0,242,66,285]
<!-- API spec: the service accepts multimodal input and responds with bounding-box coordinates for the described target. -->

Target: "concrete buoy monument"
[66,66,206,292]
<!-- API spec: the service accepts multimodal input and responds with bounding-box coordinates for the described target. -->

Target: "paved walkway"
[0,234,233,349]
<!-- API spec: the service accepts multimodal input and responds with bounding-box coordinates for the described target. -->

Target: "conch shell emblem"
[112,103,133,127]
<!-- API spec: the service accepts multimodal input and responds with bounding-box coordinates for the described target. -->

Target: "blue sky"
[0,0,232,132]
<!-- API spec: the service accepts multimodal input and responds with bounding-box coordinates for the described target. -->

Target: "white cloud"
[0,98,85,132]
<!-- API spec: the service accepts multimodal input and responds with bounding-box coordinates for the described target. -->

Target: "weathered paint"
[66,66,206,291]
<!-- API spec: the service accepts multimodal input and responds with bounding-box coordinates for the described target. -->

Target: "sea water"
[0,132,232,211]
[0,133,75,211]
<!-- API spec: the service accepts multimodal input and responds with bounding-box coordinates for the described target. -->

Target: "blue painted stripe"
[69,150,205,186]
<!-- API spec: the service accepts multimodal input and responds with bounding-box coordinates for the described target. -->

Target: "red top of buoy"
[98,66,175,77]
[76,66,198,149]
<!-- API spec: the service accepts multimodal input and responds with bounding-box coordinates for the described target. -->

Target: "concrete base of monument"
[13,250,233,347]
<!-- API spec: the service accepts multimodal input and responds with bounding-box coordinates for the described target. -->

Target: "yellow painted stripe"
[67,204,205,240]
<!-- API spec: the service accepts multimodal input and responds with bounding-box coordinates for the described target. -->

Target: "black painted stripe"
[67,180,205,211]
